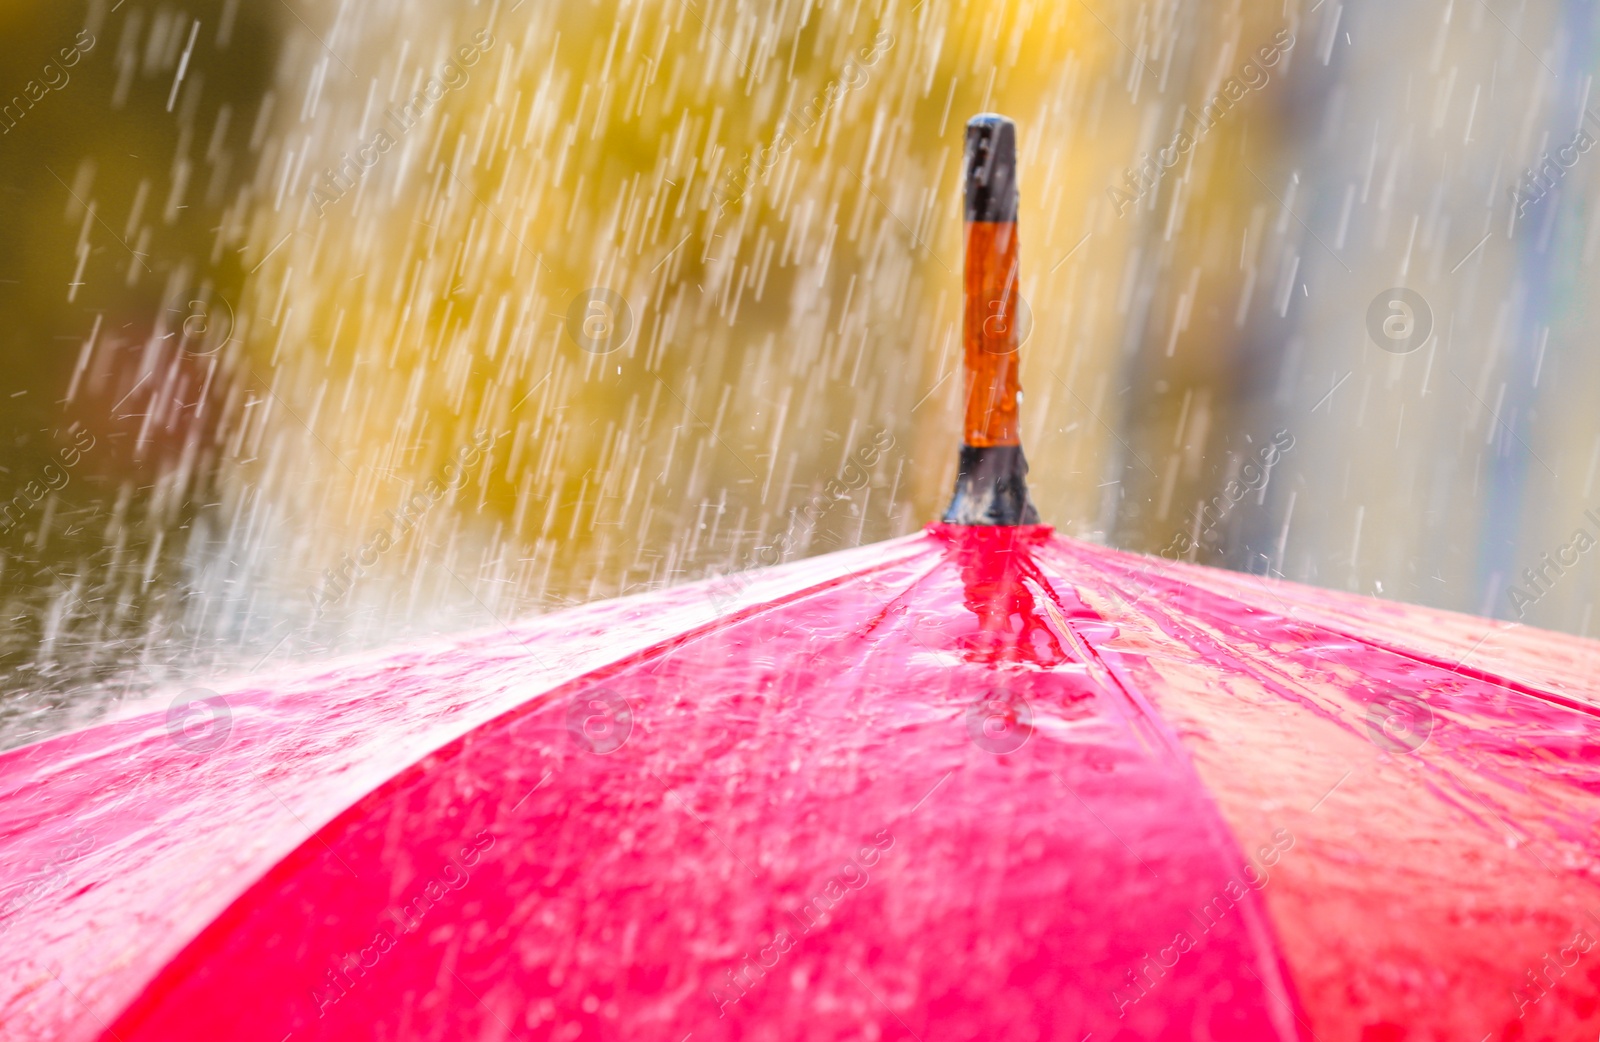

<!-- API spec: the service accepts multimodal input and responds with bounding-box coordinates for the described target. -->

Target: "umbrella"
[4,115,1600,1042]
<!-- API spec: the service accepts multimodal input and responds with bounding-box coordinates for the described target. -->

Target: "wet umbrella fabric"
[2,525,1599,1041]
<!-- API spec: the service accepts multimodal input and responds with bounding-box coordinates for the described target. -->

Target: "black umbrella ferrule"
[942,444,1040,525]
[964,115,1018,223]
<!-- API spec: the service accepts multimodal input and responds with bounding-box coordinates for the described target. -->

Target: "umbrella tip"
[963,114,1018,223]
[943,114,1040,527]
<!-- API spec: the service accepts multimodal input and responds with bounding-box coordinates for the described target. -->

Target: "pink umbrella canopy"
[3,524,1600,1041]
[4,114,1600,1042]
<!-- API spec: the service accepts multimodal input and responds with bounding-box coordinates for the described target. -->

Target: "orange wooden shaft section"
[962,219,1022,447]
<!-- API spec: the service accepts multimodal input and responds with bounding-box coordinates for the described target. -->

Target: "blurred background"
[3,0,1597,746]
